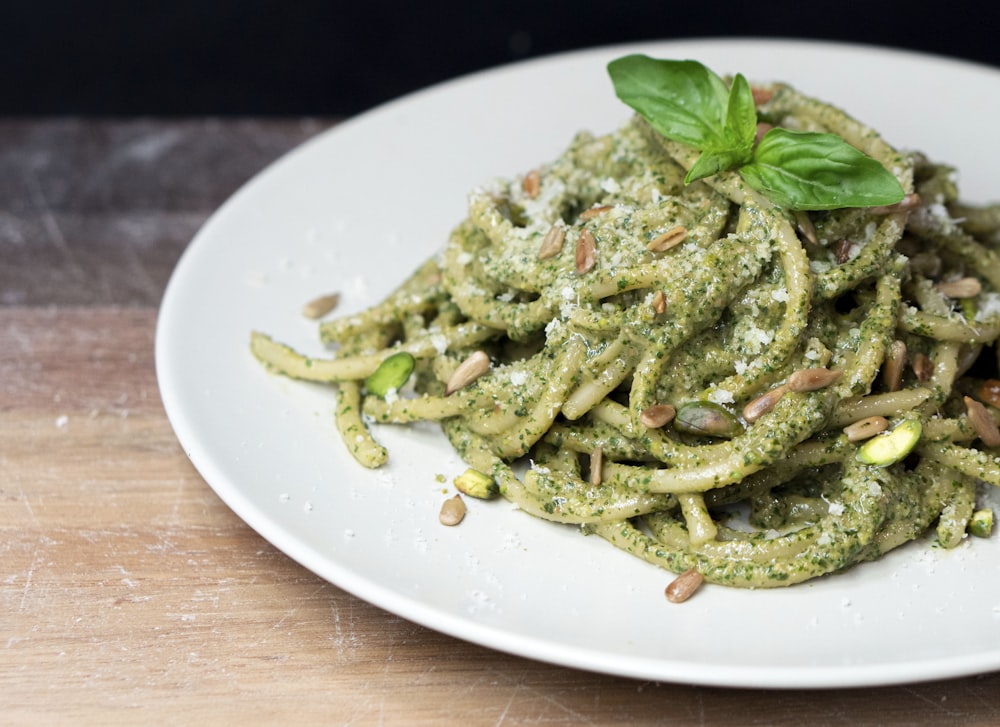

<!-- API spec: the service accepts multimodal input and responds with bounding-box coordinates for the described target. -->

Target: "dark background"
[4,2,996,117]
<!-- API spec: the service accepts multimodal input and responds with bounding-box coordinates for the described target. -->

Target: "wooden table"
[4,118,1000,725]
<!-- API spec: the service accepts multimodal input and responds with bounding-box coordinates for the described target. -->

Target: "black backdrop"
[5,1,996,117]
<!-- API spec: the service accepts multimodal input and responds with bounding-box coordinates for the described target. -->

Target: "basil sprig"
[607,54,905,211]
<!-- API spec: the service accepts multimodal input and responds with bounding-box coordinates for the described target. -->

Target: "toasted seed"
[439,494,466,526]
[589,447,604,486]
[787,367,842,392]
[957,345,979,376]
[444,350,490,395]
[651,290,666,315]
[522,169,541,199]
[856,418,922,466]
[937,277,982,299]
[883,339,907,392]
[834,239,855,265]
[665,568,704,604]
[742,384,788,424]
[869,192,921,215]
[646,225,687,253]
[639,404,676,429]
[976,379,1000,408]
[964,396,1000,447]
[302,292,340,319]
[843,415,889,442]
[794,211,818,246]
[751,86,774,106]
[576,229,597,274]
[674,401,744,439]
[538,225,566,259]
[911,352,934,382]
[579,205,612,221]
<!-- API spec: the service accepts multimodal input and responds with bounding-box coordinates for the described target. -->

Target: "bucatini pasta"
[251,59,1000,590]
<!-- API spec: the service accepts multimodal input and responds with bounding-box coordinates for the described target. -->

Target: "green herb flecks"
[607,54,905,211]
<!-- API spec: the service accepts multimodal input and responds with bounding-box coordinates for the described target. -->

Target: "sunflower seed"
[439,495,466,526]
[843,416,889,442]
[579,205,612,221]
[639,404,676,428]
[937,277,982,299]
[665,568,704,603]
[787,367,842,392]
[522,169,541,199]
[302,292,340,319]
[742,384,788,424]
[444,350,490,395]
[646,225,687,253]
[964,396,1000,448]
[576,229,597,274]
[538,225,566,259]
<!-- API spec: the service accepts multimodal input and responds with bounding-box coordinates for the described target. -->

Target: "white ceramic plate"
[156,38,1000,688]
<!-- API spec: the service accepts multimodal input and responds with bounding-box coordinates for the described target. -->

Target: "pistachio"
[674,401,744,439]
[364,352,415,398]
[856,418,922,466]
[453,468,499,499]
[969,509,994,538]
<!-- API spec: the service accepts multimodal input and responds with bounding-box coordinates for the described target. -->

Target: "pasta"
[251,76,1000,591]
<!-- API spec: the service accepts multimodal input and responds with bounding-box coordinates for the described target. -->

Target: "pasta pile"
[252,81,1000,589]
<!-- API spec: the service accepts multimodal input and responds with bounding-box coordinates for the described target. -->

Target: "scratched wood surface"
[4,119,1000,725]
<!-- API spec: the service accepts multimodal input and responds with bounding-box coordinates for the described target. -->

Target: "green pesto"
[250,72,1000,592]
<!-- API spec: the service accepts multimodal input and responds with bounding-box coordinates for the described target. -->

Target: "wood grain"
[4,120,1000,725]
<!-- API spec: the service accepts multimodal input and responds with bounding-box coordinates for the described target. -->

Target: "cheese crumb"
[707,388,735,404]
[430,333,449,354]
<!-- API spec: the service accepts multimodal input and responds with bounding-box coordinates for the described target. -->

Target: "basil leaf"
[740,128,905,210]
[724,73,757,155]
[608,55,732,150]
[683,72,756,183]
[686,147,749,184]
